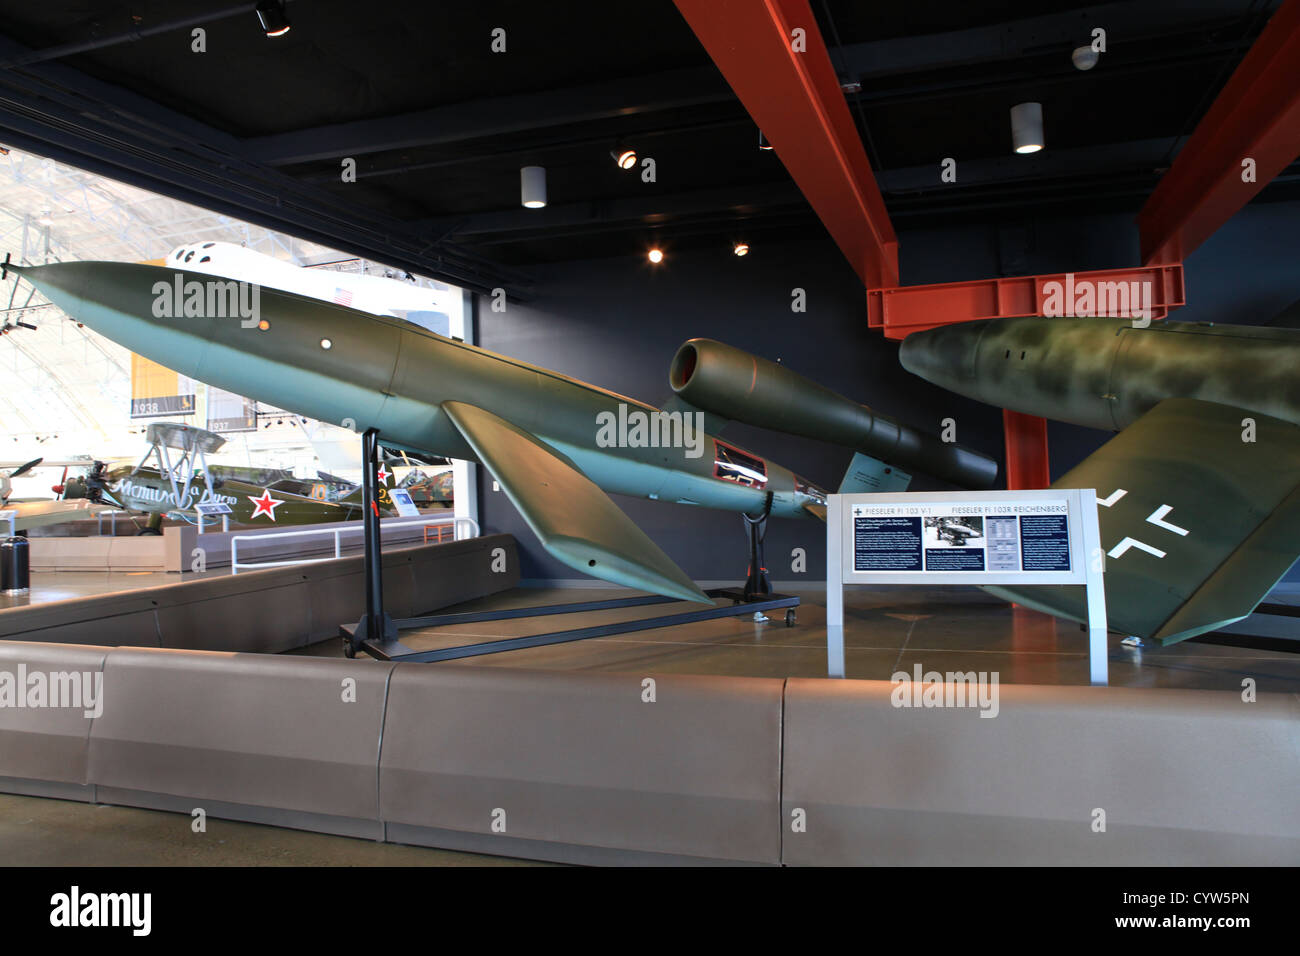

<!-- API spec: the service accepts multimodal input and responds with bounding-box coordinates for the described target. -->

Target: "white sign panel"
[388,487,421,518]
[845,495,1082,584]
[827,488,1107,685]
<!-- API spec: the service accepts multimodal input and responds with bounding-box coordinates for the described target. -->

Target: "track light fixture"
[733,243,749,257]
[256,0,291,37]
[611,146,637,170]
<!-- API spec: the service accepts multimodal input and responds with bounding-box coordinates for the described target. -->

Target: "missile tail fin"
[442,400,711,605]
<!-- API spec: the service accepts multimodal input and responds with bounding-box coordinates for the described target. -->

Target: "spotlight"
[611,147,637,170]
[521,165,547,208]
[1011,102,1044,154]
[256,0,291,37]
[320,338,332,350]
[758,130,773,151]
[257,319,270,331]
[648,248,664,264]
[733,242,749,257]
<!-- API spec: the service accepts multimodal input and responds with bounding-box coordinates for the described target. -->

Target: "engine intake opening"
[669,342,698,391]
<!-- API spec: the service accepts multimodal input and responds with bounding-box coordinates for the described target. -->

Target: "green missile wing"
[987,398,1300,644]
[443,401,712,605]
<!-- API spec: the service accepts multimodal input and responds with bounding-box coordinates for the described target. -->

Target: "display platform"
[0,535,519,653]
[300,585,1300,692]
[0,602,1295,866]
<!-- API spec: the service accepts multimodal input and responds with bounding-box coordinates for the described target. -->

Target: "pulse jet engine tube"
[669,338,999,489]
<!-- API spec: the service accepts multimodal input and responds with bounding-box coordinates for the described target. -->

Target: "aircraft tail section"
[838,451,912,494]
[339,464,398,509]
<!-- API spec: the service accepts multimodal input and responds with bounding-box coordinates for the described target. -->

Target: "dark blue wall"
[473,200,1300,585]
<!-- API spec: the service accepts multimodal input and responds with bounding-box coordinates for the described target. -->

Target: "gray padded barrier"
[0,534,519,654]
[379,667,786,865]
[88,648,395,839]
[781,679,1300,865]
[0,641,106,801]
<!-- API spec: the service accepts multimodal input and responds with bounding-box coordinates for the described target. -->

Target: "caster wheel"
[342,639,357,659]
[785,609,797,627]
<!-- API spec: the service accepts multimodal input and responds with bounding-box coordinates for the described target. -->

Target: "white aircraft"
[0,458,101,531]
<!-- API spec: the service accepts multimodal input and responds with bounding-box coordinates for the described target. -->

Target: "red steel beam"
[1139,0,1300,264]
[868,263,1185,340]
[1002,410,1051,490]
[673,0,899,288]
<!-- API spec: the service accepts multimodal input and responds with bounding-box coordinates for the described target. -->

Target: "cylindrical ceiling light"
[611,147,637,169]
[758,130,773,150]
[733,242,749,256]
[521,166,547,208]
[1010,102,1044,154]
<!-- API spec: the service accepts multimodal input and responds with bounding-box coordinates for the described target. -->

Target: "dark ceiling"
[0,0,1292,295]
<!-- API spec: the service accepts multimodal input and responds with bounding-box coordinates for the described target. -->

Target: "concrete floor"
[3,577,1297,865]
[0,793,543,866]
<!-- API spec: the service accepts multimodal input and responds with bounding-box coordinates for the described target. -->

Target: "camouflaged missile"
[900,314,1300,645]
[8,259,834,604]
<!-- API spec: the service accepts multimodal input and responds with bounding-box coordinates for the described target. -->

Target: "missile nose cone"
[898,321,986,388]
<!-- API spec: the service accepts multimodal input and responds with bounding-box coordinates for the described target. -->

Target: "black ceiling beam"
[422,182,807,240]
[0,33,529,296]
[415,137,1183,241]
[0,3,262,70]
[877,136,1180,195]
[244,0,1269,168]
[826,0,1278,78]
[244,66,732,166]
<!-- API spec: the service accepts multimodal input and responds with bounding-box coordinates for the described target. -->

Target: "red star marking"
[247,490,283,520]
[376,466,390,484]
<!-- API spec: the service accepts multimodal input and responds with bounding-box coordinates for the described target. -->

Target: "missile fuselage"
[17,262,824,520]
[899,315,1300,430]
[670,337,999,488]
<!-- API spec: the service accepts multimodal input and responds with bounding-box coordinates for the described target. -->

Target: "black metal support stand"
[343,588,799,664]
[715,492,774,604]
[342,428,394,656]
[340,489,799,664]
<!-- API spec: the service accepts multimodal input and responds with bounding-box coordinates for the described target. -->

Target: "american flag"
[333,287,353,307]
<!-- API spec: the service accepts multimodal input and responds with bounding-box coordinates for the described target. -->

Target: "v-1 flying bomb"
[10,259,840,604]
[900,314,1300,644]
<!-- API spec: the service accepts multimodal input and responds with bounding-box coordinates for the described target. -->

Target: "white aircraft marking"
[1146,504,1189,536]
[1108,537,1166,560]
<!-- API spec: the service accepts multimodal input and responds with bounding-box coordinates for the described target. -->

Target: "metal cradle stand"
[340,440,798,663]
